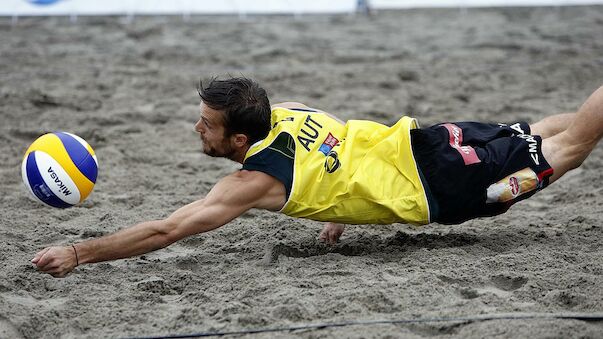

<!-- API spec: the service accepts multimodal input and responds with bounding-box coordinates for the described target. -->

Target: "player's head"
[195,76,271,159]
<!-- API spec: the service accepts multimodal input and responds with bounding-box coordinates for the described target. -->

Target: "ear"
[231,133,248,147]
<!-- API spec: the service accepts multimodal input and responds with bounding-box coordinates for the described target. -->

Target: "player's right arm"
[32,170,285,277]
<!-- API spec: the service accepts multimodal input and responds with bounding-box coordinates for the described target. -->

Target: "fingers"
[38,258,58,272]
[318,229,331,244]
[31,247,51,264]
[328,231,339,245]
[318,230,337,245]
[31,246,75,278]
[318,230,327,241]
[49,268,68,278]
[319,223,345,245]
[38,258,71,278]
[35,249,55,268]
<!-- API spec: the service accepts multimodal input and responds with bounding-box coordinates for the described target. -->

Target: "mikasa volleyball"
[21,132,98,208]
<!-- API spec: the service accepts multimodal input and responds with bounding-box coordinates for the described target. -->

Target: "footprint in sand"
[453,275,528,299]
[474,275,528,298]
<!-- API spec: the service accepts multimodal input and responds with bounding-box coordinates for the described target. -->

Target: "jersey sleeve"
[242,133,295,199]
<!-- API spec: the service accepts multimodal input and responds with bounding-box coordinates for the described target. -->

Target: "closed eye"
[201,116,211,128]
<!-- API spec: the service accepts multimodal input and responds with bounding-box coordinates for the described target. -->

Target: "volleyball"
[21,132,98,208]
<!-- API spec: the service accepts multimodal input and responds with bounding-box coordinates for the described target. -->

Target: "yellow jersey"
[243,107,430,225]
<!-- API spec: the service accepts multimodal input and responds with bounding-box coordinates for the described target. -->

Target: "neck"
[230,144,251,164]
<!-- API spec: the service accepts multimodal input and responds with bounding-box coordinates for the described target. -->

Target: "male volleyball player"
[32,77,602,277]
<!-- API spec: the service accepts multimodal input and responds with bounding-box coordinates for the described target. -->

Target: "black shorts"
[411,121,554,224]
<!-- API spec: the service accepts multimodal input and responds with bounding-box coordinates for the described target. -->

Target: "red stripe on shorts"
[537,168,554,182]
[441,123,481,165]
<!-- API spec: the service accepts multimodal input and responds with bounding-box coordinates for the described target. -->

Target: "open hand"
[31,246,78,278]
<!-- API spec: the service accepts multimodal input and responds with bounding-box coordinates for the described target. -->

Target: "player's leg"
[530,112,575,139]
[541,86,603,184]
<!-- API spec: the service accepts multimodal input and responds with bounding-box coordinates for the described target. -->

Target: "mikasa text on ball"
[21,132,98,208]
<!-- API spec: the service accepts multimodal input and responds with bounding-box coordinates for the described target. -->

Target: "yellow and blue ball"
[21,132,98,208]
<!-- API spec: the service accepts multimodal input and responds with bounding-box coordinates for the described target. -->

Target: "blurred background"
[2,0,603,17]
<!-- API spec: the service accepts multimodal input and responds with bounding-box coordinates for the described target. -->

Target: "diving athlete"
[32,77,603,277]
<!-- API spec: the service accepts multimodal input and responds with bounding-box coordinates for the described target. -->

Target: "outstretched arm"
[32,170,285,277]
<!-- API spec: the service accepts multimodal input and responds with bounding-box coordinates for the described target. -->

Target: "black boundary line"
[122,312,603,339]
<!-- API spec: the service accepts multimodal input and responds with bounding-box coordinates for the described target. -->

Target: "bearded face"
[194,102,237,159]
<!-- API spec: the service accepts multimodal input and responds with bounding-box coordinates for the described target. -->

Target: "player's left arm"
[319,222,345,245]
[32,170,284,277]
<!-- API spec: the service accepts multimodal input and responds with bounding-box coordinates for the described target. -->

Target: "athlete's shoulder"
[272,102,324,113]
[214,170,280,200]
[233,170,287,210]
[272,102,309,109]
[234,169,281,185]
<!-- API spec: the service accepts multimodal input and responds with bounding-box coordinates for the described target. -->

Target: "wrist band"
[71,244,79,266]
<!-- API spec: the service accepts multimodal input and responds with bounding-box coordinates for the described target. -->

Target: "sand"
[1,6,602,338]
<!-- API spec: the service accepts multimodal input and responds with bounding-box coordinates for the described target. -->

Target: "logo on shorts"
[441,123,481,165]
[486,167,538,204]
[499,122,526,135]
[516,134,540,165]
[509,177,519,196]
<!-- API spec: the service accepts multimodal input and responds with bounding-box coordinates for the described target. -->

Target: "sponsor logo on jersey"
[324,150,341,173]
[318,133,339,155]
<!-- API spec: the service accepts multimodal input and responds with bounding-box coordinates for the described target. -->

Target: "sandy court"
[1,6,603,338]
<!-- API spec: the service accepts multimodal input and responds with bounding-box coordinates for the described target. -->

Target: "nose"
[194,119,204,134]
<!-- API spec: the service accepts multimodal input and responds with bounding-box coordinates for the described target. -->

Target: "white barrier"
[371,0,603,8]
[1,0,602,17]
[0,0,358,16]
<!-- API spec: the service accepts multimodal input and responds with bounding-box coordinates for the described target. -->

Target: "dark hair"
[197,77,271,145]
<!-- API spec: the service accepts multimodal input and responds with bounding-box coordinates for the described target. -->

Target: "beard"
[202,139,236,159]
